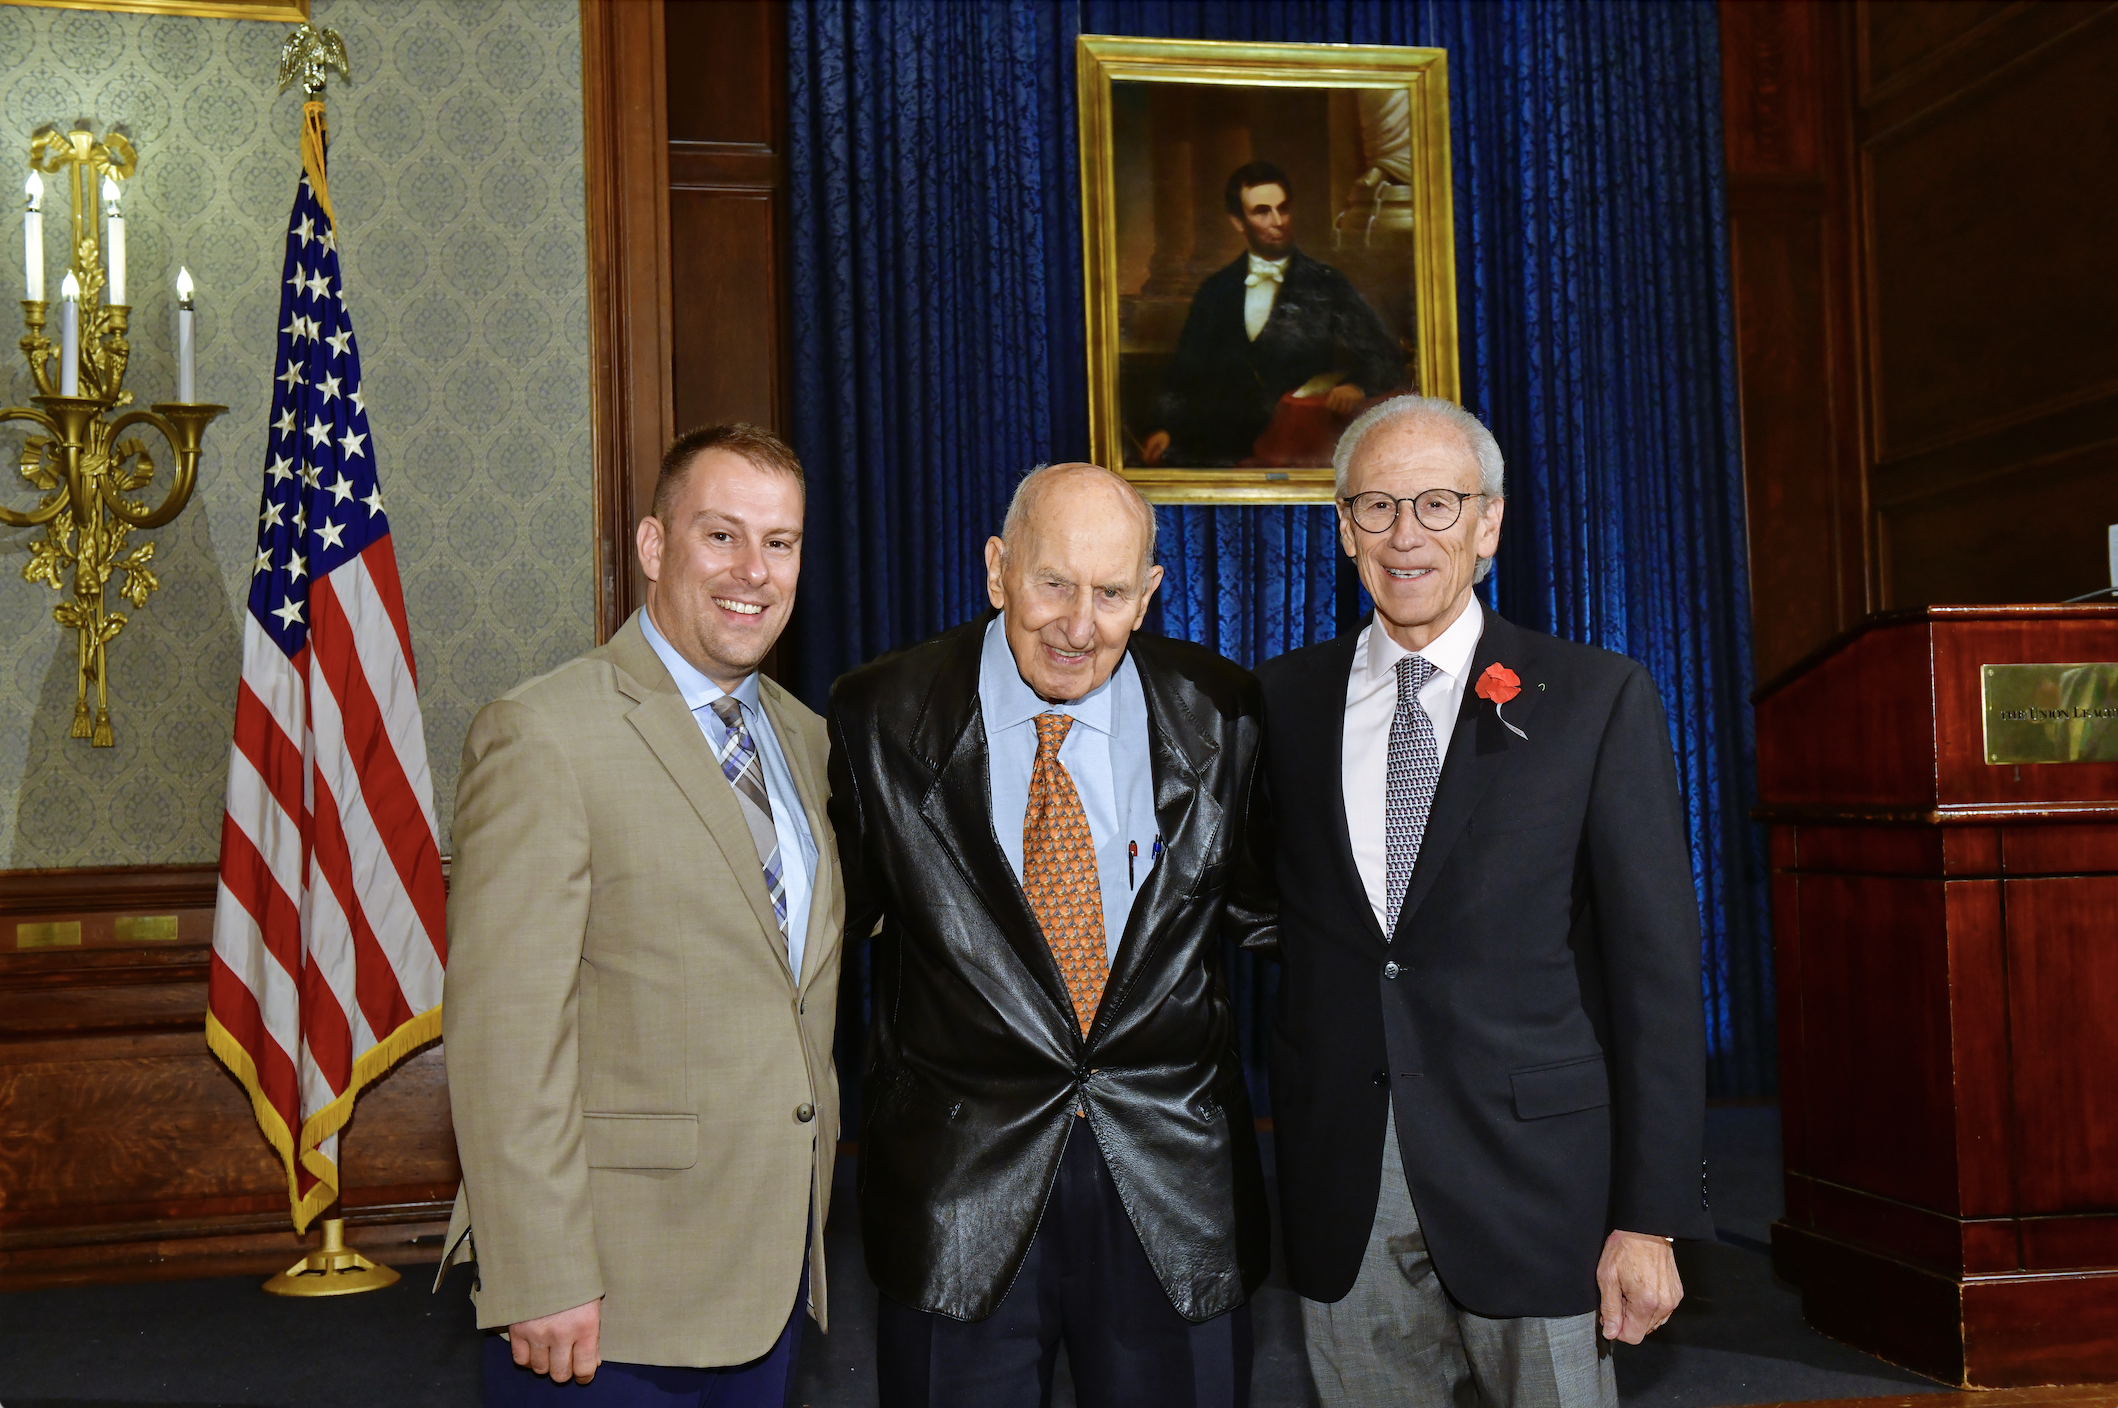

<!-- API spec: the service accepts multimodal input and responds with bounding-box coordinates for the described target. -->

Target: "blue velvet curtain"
[787,0,1774,1100]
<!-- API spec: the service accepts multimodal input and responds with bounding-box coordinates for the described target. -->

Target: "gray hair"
[1332,395,1506,585]
[1332,395,1506,501]
[1000,462,1158,581]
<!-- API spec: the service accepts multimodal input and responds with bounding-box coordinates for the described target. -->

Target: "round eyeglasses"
[1339,489,1485,534]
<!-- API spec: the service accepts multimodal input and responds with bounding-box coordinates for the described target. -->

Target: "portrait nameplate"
[1981,662,2118,764]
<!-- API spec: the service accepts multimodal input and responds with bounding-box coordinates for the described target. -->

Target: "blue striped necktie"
[708,696,789,941]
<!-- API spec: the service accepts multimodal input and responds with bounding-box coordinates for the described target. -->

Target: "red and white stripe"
[209,542,445,1227]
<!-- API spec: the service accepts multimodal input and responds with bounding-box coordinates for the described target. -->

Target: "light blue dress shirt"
[640,609,818,979]
[979,614,1159,960]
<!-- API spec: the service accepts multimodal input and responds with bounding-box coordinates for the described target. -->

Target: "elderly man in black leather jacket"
[827,462,1270,1408]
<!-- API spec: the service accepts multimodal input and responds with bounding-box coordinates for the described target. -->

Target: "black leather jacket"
[826,618,1272,1323]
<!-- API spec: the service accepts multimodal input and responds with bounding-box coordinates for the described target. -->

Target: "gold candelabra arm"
[19,300,57,398]
[0,403,66,528]
[101,403,227,529]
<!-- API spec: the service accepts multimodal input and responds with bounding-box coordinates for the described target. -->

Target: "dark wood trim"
[1756,803,2118,828]
[669,140,782,190]
[581,0,674,642]
[0,863,218,917]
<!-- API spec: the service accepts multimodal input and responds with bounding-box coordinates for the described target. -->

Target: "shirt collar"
[1361,593,1485,688]
[639,606,761,716]
[979,614,1125,738]
[1247,251,1291,275]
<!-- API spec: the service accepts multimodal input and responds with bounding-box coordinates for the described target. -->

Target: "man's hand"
[1141,430,1171,465]
[1596,1230,1681,1344]
[1325,383,1365,416]
[508,1297,602,1383]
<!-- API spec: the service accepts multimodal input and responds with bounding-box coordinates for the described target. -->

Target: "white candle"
[23,172,42,302]
[59,270,79,395]
[101,175,125,306]
[175,266,195,402]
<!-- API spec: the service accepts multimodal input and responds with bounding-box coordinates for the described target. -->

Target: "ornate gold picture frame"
[1078,35,1458,504]
[2,0,307,20]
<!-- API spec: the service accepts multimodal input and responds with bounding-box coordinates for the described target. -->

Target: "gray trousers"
[1301,1109,1618,1408]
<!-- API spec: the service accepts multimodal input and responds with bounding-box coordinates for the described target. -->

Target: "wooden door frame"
[581,0,674,641]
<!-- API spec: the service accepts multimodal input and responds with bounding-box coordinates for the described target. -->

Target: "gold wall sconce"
[5,125,225,747]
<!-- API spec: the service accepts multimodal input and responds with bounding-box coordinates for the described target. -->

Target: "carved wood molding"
[0,863,218,918]
[581,0,674,642]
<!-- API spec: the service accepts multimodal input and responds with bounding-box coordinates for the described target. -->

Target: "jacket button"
[1384,961,1400,979]
[795,1103,816,1123]
[1371,1069,1389,1087]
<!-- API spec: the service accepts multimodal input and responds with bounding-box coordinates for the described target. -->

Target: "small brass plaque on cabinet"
[16,920,83,949]
[1982,662,2118,764]
[115,915,181,943]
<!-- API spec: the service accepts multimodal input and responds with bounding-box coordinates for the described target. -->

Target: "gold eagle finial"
[277,23,351,99]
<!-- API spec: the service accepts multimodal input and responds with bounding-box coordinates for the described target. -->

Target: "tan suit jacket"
[440,611,843,1368]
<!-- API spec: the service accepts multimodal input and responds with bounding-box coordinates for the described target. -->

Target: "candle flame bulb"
[60,270,80,301]
[176,266,194,305]
[101,174,120,212]
[24,171,41,210]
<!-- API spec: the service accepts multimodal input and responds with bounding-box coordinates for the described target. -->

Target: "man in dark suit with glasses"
[1249,395,1714,1407]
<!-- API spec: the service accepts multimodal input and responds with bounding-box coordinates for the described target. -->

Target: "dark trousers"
[876,1122,1253,1408]
[482,1256,808,1407]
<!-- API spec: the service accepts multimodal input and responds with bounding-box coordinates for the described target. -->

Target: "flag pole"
[251,20,402,1301]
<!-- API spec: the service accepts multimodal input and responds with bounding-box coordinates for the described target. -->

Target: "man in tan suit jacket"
[442,423,842,1404]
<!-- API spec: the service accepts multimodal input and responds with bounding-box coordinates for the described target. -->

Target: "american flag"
[207,125,446,1232]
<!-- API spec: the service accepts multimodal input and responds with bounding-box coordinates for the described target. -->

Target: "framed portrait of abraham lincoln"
[1078,36,1459,504]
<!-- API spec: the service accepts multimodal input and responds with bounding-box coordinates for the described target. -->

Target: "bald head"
[985,462,1165,703]
[1000,462,1158,583]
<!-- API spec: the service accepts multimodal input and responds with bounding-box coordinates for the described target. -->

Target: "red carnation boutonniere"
[1475,662,1529,741]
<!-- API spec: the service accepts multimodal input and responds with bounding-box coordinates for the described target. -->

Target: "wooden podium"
[1755,605,2118,1387]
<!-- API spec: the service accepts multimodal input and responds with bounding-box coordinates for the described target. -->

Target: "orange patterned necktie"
[1023,713,1110,1036]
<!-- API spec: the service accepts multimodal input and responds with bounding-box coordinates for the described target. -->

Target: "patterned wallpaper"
[0,0,594,867]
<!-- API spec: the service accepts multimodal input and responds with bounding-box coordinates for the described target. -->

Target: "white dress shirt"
[1243,252,1290,341]
[640,608,818,979]
[980,616,1158,960]
[1342,596,1485,932]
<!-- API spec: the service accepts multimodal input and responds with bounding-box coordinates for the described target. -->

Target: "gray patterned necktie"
[708,696,788,939]
[1384,656,1443,925]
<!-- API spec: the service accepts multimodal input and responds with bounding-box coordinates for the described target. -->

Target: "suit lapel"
[1390,610,1546,938]
[1092,644,1222,1036]
[607,616,794,985]
[760,679,836,993]
[912,624,1082,1032]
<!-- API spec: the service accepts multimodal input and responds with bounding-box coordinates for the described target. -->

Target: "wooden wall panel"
[1858,0,2013,96]
[1721,0,1870,684]
[1862,6,2118,468]
[1728,1,2118,666]
[669,190,783,434]
[664,0,789,442]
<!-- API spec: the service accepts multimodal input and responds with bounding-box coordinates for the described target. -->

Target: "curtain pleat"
[787,0,1774,1101]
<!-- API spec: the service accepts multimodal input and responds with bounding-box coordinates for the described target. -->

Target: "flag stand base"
[262,1217,400,1297]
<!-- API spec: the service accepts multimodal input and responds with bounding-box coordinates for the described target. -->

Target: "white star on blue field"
[246,169,389,658]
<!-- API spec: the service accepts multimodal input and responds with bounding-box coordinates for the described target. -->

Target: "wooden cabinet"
[1759,605,2118,1385]
[0,868,457,1289]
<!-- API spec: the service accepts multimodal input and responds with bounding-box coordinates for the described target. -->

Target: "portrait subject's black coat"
[1250,611,1716,1319]
[826,620,1272,1324]
[1152,247,1403,465]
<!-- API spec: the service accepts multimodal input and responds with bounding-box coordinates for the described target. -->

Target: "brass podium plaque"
[1981,662,2118,764]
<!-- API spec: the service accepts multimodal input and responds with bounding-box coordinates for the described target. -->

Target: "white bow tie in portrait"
[1244,255,1289,340]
